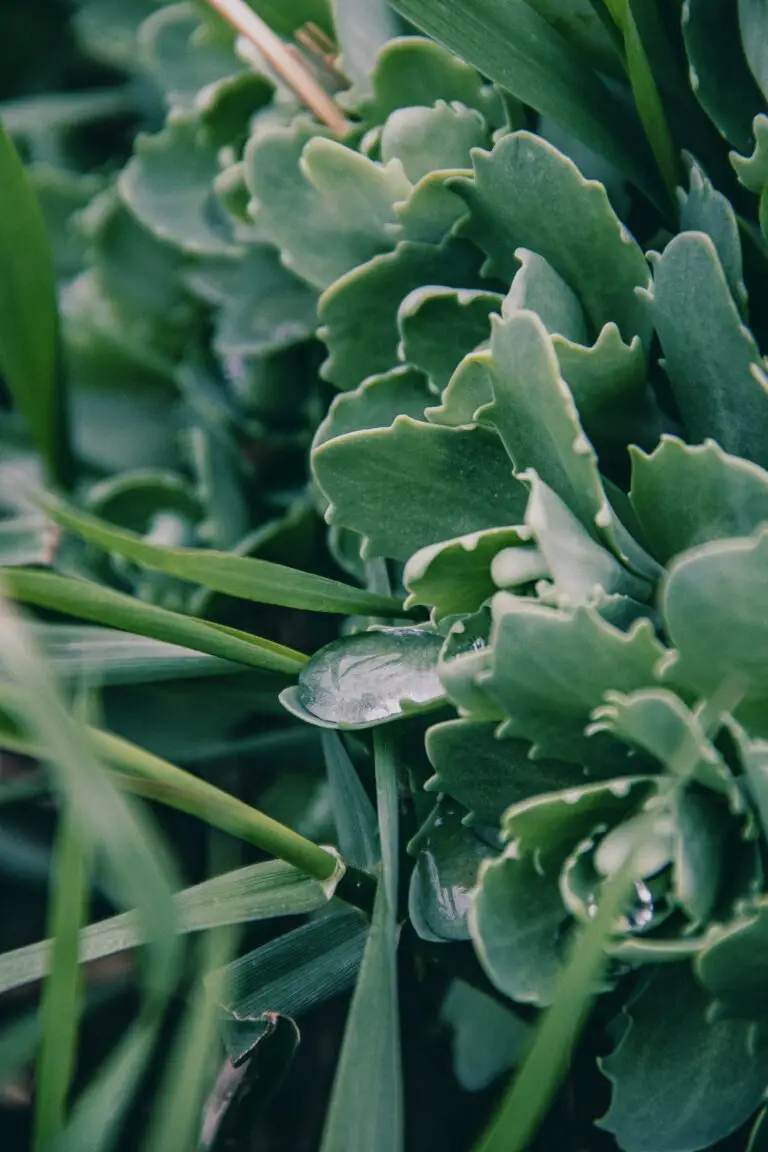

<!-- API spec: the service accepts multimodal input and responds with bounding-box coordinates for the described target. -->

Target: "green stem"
[92,729,339,882]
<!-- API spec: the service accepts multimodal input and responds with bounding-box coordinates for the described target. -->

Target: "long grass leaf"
[0,858,342,997]
[1,569,307,673]
[321,730,402,1152]
[322,732,379,872]
[40,496,408,616]
[33,805,90,1150]
[0,122,72,486]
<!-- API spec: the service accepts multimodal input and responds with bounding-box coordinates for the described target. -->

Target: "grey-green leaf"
[599,963,768,1152]
[648,231,768,468]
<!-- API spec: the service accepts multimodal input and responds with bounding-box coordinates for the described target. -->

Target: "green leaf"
[356,36,495,125]
[731,113,768,191]
[502,254,655,451]
[470,848,567,1006]
[381,101,490,185]
[404,526,522,622]
[321,730,403,1152]
[39,495,406,616]
[186,245,318,359]
[33,806,89,1150]
[313,416,528,560]
[682,0,766,153]
[425,349,495,428]
[660,532,768,719]
[119,120,240,256]
[0,122,71,486]
[679,155,746,307]
[140,2,243,114]
[0,515,50,567]
[398,287,501,393]
[318,236,485,391]
[213,908,368,1064]
[487,596,665,763]
[409,800,493,942]
[629,435,768,564]
[314,366,430,451]
[389,1,661,201]
[648,231,768,468]
[696,897,768,1017]
[441,981,530,1093]
[620,0,681,198]
[672,787,729,926]
[0,857,340,997]
[332,0,403,94]
[425,719,577,827]
[454,132,652,344]
[1,569,307,674]
[730,719,768,843]
[395,167,469,244]
[589,688,735,797]
[599,964,768,1152]
[245,122,409,292]
[322,731,379,871]
[523,473,652,606]
[294,627,444,728]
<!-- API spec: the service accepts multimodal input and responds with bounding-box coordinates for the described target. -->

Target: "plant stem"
[202,0,349,134]
[93,729,339,882]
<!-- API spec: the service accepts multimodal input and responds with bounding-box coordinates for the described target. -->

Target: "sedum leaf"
[318,236,485,391]
[314,366,430,450]
[356,36,495,125]
[294,627,444,728]
[453,131,653,344]
[599,964,768,1152]
[648,231,768,468]
[731,113,768,191]
[409,800,493,942]
[314,416,528,561]
[246,122,409,292]
[660,531,768,720]
[678,155,746,307]
[425,719,577,827]
[682,0,766,153]
[470,848,567,1007]
[332,0,403,95]
[487,595,665,763]
[441,981,529,1093]
[696,897,768,1017]
[739,0,768,102]
[398,286,501,393]
[629,435,768,564]
[140,2,244,114]
[380,100,490,185]
[120,120,240,256]
[404,526,523,622]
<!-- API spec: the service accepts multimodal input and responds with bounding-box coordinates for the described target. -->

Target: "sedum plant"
[6,1,768,1150]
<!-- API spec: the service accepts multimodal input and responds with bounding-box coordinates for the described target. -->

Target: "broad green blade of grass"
[0,122,72,487]
[0,598,180,1149]
[33,805,90,1151]
[0,857,343,997]
[321,730,403,1152]
[40,495,409,616]
[1,569,307,673]
[604,0,680,201]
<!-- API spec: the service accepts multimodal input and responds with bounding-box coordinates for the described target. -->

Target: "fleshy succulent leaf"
[397,287,502,393]
[404,526,523,622]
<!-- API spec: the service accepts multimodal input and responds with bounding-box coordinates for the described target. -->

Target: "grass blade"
[0,122,72,486]
[321,730,403,1152]
[1,569,307,673]
[0,858,343,997]
[39,499,407,617]
[33,805,90,1150]
[322,731,379,871]
[40,496,409,616]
